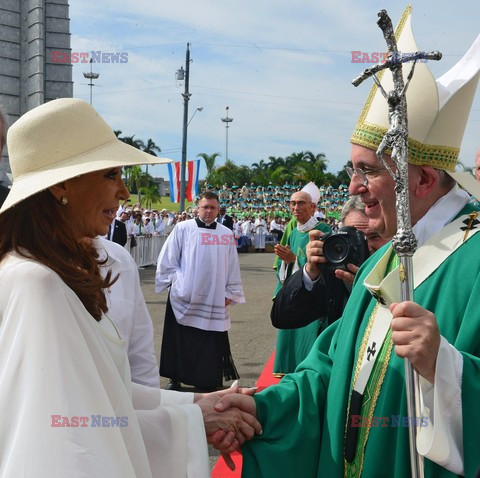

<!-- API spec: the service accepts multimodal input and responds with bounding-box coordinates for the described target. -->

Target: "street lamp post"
[82,58,100,105]
[188,107,203,127]
[178,43,191,213]
[221,106,233,161]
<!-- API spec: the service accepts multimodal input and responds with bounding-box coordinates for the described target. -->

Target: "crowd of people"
[114,197,346,254]
[203,180,349,219]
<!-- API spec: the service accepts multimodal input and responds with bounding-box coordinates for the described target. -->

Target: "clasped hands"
[194,383,259,470]
[274,244,296,264]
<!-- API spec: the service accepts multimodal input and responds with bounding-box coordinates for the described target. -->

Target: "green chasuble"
[273,221,331,374]
[243,203,480,477]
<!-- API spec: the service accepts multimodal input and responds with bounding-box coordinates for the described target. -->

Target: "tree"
[119,134,145,150]
[293,161,325,184]
[115,134,145,184]
[142,138,162,176]
[210,159,242,187]
[266,156,285,171]
[197,152,221,183]
[128,165,146,203]
[140,184,162,209]
[251,159,267,172]
[335,161,351,187]
[270,166,290,185]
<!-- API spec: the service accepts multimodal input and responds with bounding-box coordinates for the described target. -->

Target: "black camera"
[322,226,369,271]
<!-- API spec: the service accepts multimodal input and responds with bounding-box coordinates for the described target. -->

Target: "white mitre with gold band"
[351,6,480,195]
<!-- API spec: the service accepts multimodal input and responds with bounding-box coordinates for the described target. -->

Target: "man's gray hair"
[340,195,366,223]
[0,104,9,149]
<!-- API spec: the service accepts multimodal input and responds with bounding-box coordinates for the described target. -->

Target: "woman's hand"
[194,384,261,470]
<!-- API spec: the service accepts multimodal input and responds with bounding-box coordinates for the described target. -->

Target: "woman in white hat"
[0,99,260,477]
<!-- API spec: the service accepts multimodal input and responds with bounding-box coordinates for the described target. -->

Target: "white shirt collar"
[412,184,471,247]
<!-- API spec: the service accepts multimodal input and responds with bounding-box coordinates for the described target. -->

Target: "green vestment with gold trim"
[243,203,480,477]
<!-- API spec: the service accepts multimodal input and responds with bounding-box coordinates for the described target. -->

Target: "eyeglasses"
[345,166,386,187]
[289,201,307,207]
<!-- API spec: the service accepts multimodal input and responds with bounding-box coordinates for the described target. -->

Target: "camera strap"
[344,211,480,462]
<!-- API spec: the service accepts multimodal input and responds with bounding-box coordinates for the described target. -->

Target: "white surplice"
[156,219,245,332]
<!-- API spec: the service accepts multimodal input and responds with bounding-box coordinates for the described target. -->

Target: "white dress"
[0,252,209,478]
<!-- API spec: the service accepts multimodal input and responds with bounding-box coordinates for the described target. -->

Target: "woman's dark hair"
[0,190,115,320]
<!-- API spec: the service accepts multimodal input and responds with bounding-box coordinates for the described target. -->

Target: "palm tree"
[140,184,162,209]
[251,159,267,172]
[116,135,145,184]
[293,161,325,184]
[142,138,162,175]
[267,156,285,171]
[120,135,145,150]
[301,151,328,170]
[270,166,290,185]
[197,152,221,182]
[128,165,146,203]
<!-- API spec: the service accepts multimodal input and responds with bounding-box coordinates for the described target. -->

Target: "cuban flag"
[186,159,200,202]
[167,162,180,202]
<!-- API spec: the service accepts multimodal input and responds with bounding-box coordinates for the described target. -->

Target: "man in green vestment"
[272,183,331,375]
[212,9,480,477]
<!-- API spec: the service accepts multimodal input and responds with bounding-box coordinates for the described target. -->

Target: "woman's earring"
[61,196,68,206]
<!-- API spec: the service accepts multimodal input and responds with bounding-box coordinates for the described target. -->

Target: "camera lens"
[324,236,348,264]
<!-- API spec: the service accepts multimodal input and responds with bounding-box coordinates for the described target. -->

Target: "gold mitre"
[351,6,480,174]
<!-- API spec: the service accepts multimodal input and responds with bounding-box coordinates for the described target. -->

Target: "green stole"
[345,253,399,477]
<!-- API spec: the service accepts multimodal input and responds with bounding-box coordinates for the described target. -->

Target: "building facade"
[0,0,72,184]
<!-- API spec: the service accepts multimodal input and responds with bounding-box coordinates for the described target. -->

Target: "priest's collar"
[195,217,217,230]
[297,215,319,232]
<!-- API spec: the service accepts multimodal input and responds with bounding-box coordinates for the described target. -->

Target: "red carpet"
[211,350,280,477]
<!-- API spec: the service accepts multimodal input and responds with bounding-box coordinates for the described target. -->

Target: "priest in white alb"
[156,191,245,392]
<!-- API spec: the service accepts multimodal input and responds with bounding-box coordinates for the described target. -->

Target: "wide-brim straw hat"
[1,98,173,213]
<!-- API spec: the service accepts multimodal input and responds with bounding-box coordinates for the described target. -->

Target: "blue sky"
[69,1,480,180]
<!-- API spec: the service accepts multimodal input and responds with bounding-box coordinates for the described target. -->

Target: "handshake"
[194,382,260,470]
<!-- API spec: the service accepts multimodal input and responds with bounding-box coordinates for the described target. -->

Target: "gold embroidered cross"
[462,212,479,242]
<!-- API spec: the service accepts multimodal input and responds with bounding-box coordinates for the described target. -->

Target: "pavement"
[139,251,279,471]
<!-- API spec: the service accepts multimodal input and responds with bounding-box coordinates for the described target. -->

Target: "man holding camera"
[272,182,331,376]
[271,195,386,333]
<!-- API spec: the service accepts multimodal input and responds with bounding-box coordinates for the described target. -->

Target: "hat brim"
[0,139,172,213]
